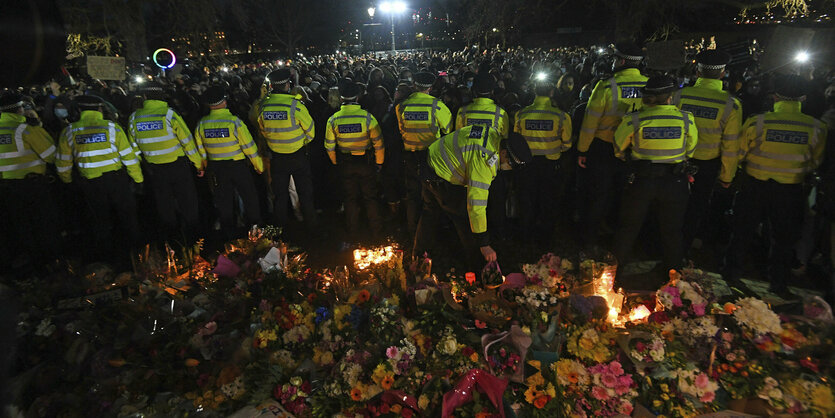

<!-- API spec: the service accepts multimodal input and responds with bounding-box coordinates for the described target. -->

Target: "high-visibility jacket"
[255,93,315,154]
[739,101,827,185]
[614,105,698,164]
[128,100,203,170]
[56,110,143,183]
[455,97,509,138]
[428,124,501,236]
[324,104,384,165]
[514,96,572,161]
[579,68,648,152]
[0,112,56,179]
[194,108,263,172]
[673,78,742,182]
[395,92,453,151]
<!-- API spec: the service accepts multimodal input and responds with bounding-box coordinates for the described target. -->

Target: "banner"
[87,55,126,80]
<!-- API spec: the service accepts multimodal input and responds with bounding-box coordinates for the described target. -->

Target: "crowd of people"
[1,42,834,300]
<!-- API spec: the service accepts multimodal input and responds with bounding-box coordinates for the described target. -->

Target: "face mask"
[54,108,68,119]
[466,81,473,89]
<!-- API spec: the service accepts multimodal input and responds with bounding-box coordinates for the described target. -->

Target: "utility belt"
[270,144,308,158]
[628,160,691,178]
[336,151,373,165]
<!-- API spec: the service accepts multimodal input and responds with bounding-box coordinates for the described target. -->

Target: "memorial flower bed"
[9,230,835,417]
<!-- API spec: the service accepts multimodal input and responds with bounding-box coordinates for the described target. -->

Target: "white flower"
[733,297,783,335]
[438,336,458,355]
[35,319,55,337]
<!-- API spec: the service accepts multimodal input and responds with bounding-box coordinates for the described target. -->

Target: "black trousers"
[487,170,510,240]
[208,159,262,241]
[145,157,200,242]
[78,170,141,257]
[270,147,316,229]
[581,138,627,248]
[518,156,566,245]
[339,155,383,239]
[727,175,804,291]
[413,180,481,270]
[403,150,429,236]
[682,158,721,253]
[0,175,59,263]
[613,172,690,274]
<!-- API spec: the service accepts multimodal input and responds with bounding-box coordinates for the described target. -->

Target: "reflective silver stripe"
[119,147,133,157]
[138,134,177,144]
[680,95,726,105]
[580,127,596,134]
[494,106,501,129]
[205,140,239,148]
[71,125,108,133]
[628,115,685,124]
[750,149,806,162]
[142,144,180,156]
[208,150,243,159]
[468,199,488,207]
[134,113,166,118]
[184,148,198,156]
[332,115,366,122]
[531,148,559,156]
[262,103,291,108]
[0,150,33,158]
[646,157,682,163]
[460,144,491,154]
[451,131,468,182]
[467,179,491,190]
[609,78,618,113]
[123,158,139,165]
[57,165,72,172]
[523,136,558,143]
[521,109,562,117]
[77,148,116,158]
[0,159,42,172]
[430,98,439,133]
[764,119,816,129]
[464,110,498,116]
[201,119,237,124]
[695,142,720,150]
[338,137,369,143]
[289,99,298,129]
[746,162,804,174]
[437,135,465,184]
[698,127,723,135]
[240,141,257,150]
[719,95,735,127]
[38,145,56,159]
[269,133,306,144]
[56,153,73,161]
[673,90,682,106]
[403,127,434,133]
[265,126,300,133]
[636,148,686,157]
[78,160,118,168]
[721,133,739,141]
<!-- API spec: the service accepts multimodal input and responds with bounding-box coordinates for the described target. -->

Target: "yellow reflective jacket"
[579,68,648,152]
[740,101,828,184]
[455,97,509,138]
[255,93,315,154]
[194,108,263,172]
[395,92,453,151]
[0,112,56,179]
[428,124,501,235]
[324,104,384,165]
[128,100,203,170]
[514,96,572,161]
[674,78,742,182]
[57,110,143,183]
[614,105,698,164]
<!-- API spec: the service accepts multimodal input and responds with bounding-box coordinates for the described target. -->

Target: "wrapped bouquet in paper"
[468,289,513,328]
[482,324,531,383]
[441,369,508,418]
[258,246,287,273]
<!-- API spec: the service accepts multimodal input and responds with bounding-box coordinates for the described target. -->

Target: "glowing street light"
[367,7,375,18]
[379,1,407,52]
[795,50,810,63]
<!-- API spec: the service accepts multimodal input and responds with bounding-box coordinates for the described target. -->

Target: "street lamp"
[379,1,407,52]
[368,7,375,18]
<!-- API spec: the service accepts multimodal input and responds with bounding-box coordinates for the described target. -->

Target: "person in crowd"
[194,85,263,241]
[612,75,698,283]
[726,74,828,297]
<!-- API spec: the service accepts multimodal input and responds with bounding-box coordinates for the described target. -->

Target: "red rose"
[380,403,390,414]
[402,407,414,418]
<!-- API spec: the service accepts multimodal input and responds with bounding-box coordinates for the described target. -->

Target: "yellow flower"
[811,384,835,415]
[661,393,670,401]
[527,372,545,387]
[660,383,669,393]
[371,364,389,385]
[546,383,556,398]
[653,400,663,408]
[524,386,540,403]
[418,394,430,410]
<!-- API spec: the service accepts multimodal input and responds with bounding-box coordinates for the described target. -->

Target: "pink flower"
[692,303,706,316]
[386,346,399,359]
[619,401,634,415]
[198,321,217,336]
[617,375,632,388]
[722,332,734,342]
[694,373,709,389]
[700,391,715,403]
[601,373,618,388]
[608,361,624,376]
[635,341,646,351]
[615,384,631,396]
[591,386,609,401]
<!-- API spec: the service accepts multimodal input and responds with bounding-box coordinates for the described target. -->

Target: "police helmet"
[203,85,227,106]
[642,75,680,96]
[75,95,104,110]
[613,42,644,62]
[0,92,25,112]
[504,132,533,169]
[266,69,292,91]
[774,74,806,101]
[696,50,731,71]
[413,72,436,89]
[338,81,361,100]
[472,73,495,95]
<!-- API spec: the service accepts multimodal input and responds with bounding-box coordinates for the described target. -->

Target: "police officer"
[674,49,742,254]
[455,72,509,137]
[57,95,143,258]
[612,75,698,279]
[578,42,648,248]
[413,125,532,268]
[515,76,573,245]
[194,86,264,241]
[727,75,828,295]
[128,82,204,243]
[396,72,453,236]
[325,81,385,242]
[0,92,58,265]
[255,68,317,232]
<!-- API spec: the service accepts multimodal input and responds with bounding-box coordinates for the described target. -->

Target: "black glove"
[375,164,383,174]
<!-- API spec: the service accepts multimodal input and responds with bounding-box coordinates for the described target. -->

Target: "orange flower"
[390,404,402,413]
[534,395,551,409]
[723,302,737,314]
[566,371,579,383]
[350,386,363,401]
[184,358,200,367]
[357,289,371,304]
[475,412,491,418]
[381,375,395,390]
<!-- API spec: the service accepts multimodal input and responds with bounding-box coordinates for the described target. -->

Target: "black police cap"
[642,75,679,95]
[0,92,25,112]
[203,85,227,106]
[141,81,165,93]
[472,73,495,95]
[505,132,533,169]
[696,50,731,70]
[339,81,361,99]
[413,72,436,88]
[774,74,806,100]
[75,95,104,109]
[267,69,291,85]
[614,42,644,61]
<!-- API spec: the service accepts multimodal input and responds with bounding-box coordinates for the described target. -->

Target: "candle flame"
[627,305,652,323]
[353,246,396,270]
